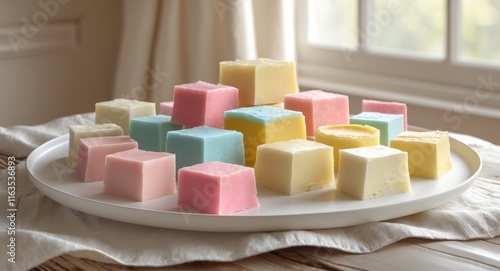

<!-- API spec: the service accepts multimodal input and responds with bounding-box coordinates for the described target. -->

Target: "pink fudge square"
[362,99,408,130]
[284,90,349,137]
[104,149,176,201]
[171,81,238,128]
[160,101,174,116]
[177,161,259,215]
[75,136,138,182]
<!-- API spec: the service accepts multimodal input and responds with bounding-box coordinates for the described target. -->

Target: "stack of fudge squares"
[68,58,453,215]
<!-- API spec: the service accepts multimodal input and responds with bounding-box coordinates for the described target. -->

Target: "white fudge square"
[337,145,411,200]
[95,98,156,135]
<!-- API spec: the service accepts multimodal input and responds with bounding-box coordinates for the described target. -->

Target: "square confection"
[68,123,123,168]
[390,131,453,179]
[75,136,138,182]
[159,101,174,116]
[350,112,404,146]
[104,149,176,201]
[130,114,182,152]
[224,106,306,167]
[315,124,380,172]
[284,90,349,138]
[170,81,238,128]
[166,126,245,172]
[95,98,156,135]
[254,139,334,195]
[337,145,411,200]
[177,161,259,214]
[362,99,408,130]
[219,58,298,105]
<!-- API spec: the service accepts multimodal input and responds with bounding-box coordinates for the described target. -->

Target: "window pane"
[368,0,446,59]
[307,0,358,48]
[460,0,500,65]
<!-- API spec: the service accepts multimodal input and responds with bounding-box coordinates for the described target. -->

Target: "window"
[297,0,500,120]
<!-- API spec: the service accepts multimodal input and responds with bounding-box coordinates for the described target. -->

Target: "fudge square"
[284,90,349,138]
[224,106,306,167]
[337,145,411,200]
[177,161,259,214]
[390,131,453,179]
[68,123,123,168]
[219,58,299,105]
[350,112,404,146]
[159,101,174,116]
[166,126,245,173]
[362,99,408,131]
[129,114,182,152]
[95,98,156,135]
[75,136,138,182]
[170,81,238,128]
[104,149,176,201]
[254,139,334,195]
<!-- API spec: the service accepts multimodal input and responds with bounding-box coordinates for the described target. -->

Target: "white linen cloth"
[1,113,499,271]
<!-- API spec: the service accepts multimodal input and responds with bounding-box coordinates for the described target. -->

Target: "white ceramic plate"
[26,134,481,232]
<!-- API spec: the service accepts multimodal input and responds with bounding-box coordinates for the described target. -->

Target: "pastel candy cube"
[219,58,298,105]
[75,136,138,182]
[159,101,174,116]
[284,90,349,137]
[362,99,408,131]
[350,112,404,146]
[390,131,453,179]
[254,139,334,195]
[129,114,182,152]
[224,106,306,167]
[166,126,245,172]
[104,149,176,201]
[177,161,259,214]
[95,99,155,135]
[315,124,380,171]
[68,123,123,168]
[170,81,238,128]
[337,145,411,200]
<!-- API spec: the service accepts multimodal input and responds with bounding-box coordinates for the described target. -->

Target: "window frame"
[295,0,500,119]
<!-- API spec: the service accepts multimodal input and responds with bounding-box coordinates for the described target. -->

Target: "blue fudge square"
[350,112,404,146]
[130,114,182,152]
[166,126,245,172]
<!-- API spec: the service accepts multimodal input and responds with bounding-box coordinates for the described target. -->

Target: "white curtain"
[113,0,296,105]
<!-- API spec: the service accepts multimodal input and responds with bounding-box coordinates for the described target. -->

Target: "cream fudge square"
[177,161,259,214]
[68,123,123,168]
[254,139,334,195]
[219,58,298,105]
[284,90,349,138]
[390,131,453,179]
[104,149,176,201]
[224,106,306,167]
[75,136,138,182]
[95,98,156,135]
[337,145,411,200]
[170,81,238,128]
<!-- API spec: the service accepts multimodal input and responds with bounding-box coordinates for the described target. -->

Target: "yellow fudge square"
[255,139,334,195]
[220,58,298,105]
[390,131,453,179]
[95,98,156,135]
[315,124,379,172]
[224,106,306,167]
[337,145,411,200]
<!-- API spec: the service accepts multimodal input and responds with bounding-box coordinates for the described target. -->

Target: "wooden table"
[5,144,500,271]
